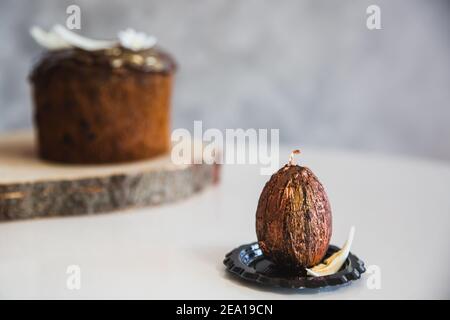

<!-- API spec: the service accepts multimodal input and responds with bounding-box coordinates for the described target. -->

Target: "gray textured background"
[1,0,449,161]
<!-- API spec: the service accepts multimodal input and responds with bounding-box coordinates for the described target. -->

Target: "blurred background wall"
[0,0,449,161]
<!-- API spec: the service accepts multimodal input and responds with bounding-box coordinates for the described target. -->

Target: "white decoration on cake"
[30,26,72,50]
[118,28,157,51]
[52,25,117,51]
[30,25,157,51]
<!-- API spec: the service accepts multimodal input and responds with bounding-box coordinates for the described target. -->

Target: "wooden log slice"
[0,132,220,221]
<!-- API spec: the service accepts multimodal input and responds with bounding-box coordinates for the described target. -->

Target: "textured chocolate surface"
[30,46,177,164]
[256,165,332,268]
[30,46,177,78]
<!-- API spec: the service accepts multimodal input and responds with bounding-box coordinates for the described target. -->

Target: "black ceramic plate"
[223,242,365,289]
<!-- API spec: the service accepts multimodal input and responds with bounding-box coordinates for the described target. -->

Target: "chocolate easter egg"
[255,150,332,268]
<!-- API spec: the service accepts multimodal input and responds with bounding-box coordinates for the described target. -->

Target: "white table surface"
[1,147,449,299]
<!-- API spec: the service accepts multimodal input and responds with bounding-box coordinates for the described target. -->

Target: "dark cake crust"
[30,46,176,163]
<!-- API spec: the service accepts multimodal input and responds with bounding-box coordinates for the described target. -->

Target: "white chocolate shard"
[30,26,71,50]
[306,226,355,277]
[52,24,117,51]
[30,25,157,52]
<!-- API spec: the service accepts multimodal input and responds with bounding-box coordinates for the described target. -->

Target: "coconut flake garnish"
[30,25,157,52]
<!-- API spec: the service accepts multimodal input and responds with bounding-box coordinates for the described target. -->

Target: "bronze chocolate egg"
[255,150,332,268]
